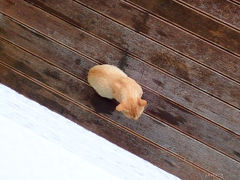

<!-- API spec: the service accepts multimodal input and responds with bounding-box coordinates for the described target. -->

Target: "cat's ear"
[116,103,125,112]
[138,99,147,107]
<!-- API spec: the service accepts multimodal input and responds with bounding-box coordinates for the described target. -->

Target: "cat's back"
[89,64,127,77]
[88,64,127,99]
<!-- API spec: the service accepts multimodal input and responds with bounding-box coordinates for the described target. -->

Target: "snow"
[0,84,180,180]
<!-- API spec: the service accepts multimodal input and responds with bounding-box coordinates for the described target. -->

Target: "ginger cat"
[88,64,147,120]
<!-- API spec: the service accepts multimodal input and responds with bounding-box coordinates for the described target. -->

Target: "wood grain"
[0,36,239,179]
[1,0,240,136]
[23,0,240,110]
[1,15,240,164]
[176,0,240,30]
[0,63,219,180]
[125,0,240,56]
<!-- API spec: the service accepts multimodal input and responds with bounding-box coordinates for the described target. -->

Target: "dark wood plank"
[0,63,219,180]
[1,1,240,136]
[0,37,239,180]
[76,0,240,84]
[230,0,240,3]
[23,0,240,110]
[230,0,240,5]
[125,0,240,56]
[177,0,240,30]
[1,14,240,164]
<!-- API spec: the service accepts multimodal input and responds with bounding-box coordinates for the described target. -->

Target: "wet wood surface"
[0,0,240,179]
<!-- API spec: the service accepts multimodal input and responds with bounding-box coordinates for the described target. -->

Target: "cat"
[88,64,147,120]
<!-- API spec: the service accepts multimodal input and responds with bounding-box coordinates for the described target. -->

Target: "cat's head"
[116,98,147,120]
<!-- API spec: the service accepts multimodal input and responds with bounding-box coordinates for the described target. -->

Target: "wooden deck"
[0,0,240,179]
